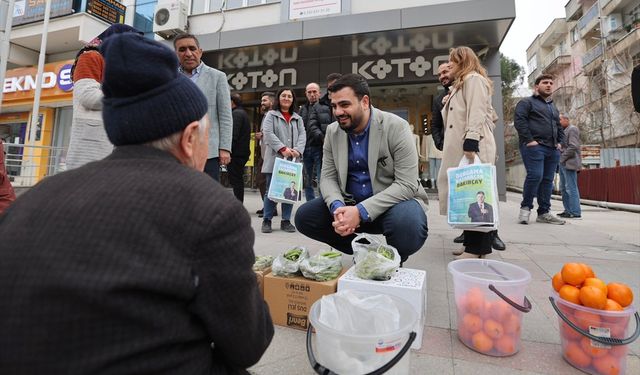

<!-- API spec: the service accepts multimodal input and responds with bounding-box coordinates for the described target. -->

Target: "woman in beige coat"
[437,46,497,259]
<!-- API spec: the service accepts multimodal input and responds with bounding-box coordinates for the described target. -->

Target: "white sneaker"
[518,207,531,224]
[536,213,566,225]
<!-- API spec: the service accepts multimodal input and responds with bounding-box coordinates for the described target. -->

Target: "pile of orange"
[456,287,522,356]
[552,262,635,375]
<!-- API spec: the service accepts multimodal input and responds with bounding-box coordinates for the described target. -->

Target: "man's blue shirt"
[178,62,203,83]
[330,116,373,222]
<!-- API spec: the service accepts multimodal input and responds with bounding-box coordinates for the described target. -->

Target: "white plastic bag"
[352,234,400,281]
[299,250,343,281]
[271,246,309,277]
[318,290,401,334]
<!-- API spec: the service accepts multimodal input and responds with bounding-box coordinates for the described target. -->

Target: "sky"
[499,0,568,91]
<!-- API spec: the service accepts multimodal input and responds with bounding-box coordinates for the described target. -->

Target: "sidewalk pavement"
[243,189,640,375]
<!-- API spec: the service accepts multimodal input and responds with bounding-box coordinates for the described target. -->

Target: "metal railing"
[541,46,570,70]
[577,2,599,34]
[581,42,604,67]
[4,143,66,187]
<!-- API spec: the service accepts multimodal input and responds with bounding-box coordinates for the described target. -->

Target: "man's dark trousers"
[228,156,249,202]
[204,157,220,181]
[303,146,322,201]
[295,198,428,262]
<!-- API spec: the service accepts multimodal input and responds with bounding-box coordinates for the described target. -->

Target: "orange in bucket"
[559,284,581,305]
[564,341,592,368]
[592,355,621,375]
[579,286,607,310]
[562,263,587,287]
[607,283,634,308]
[583,278,608,296]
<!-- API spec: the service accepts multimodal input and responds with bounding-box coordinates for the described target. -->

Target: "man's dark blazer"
[283,187,298,200]
[468,202,494,223]
[0,145,273,374]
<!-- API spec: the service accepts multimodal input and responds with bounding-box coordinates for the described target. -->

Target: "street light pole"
[28,0,52,144]
[598,1,614,147]
[0,0,16,110]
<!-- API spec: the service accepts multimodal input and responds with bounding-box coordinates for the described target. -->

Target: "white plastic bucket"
[549,291,640,375]
[448,259,532,356]
[307,290,417,375]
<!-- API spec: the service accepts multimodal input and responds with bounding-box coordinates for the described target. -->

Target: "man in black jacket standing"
[515,74,566,225]
[0,33,273,374]
[229,93,251,202]
[300,82,321,201]
[433,63,505,250]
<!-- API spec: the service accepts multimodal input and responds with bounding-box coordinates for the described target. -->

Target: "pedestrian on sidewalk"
[435,62,505,251]
[437,46,498,259]
[66,24,142,170]
[228,93,251,202]
[558,113,582,219]
[0,139,16,215]
[260,88,306,233]
[175,34,233,182]
[255,92,278,217]
[300,82,322,201]
[295,74,428,264]
[514,74,566,225]
[0,33,273,373]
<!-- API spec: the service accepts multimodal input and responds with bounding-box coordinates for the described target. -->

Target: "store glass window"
[134,0,158,39]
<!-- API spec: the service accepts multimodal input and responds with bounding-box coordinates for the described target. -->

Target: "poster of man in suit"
[468,191,494,223]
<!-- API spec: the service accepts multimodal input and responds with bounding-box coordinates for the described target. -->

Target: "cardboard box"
[264,269,344,330]
[254,267,271,298]
[338,266,427,350]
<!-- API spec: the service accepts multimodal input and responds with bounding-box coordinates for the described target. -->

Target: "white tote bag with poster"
[267,157,303,204]
[446,155,499,232]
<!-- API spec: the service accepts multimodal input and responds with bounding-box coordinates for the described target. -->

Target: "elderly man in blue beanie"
[0,33,273,374]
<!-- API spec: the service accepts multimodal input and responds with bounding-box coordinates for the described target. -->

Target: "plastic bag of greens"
[271,246,309,277]
[253,255,274,271]
[352,234,400,281]
[300,250,343,281]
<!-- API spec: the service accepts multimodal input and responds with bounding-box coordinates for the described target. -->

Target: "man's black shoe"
[453,232,465,244]
[492,232,506,251]
[261,220,272,233]
[257,209,264,218]
[557,212,571,218]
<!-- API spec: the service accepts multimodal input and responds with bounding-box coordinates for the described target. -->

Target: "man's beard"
[338,115,357,133]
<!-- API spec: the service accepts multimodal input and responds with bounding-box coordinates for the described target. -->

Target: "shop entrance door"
[0,121,28,179]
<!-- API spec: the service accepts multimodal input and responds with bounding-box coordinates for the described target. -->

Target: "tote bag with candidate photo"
[267,157,303,204]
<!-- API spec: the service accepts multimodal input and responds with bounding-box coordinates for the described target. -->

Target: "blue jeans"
[429,158,441,180]
[263,173,292,221]
[294,198,428,262]
[303,146,323,201]
[519,144,560,215]
[559,165,581,216]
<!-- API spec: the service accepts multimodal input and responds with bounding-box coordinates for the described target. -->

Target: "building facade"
[2,0,515,195]
[526,0,640,148]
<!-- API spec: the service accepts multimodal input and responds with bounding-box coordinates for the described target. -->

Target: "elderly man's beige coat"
[437,73,497,215]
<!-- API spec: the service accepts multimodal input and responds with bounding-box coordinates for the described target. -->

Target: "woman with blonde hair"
[437,46,498,259]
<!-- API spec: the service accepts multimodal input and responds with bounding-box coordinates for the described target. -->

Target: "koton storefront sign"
[205,28,456,92]
[2,61,74,105]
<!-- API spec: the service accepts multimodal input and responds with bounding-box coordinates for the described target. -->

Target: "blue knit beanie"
[100,33,208,146]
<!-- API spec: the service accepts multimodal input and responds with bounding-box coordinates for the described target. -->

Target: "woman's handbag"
[267,157,303,204]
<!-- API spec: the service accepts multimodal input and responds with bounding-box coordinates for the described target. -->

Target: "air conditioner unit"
[602,13,622,36]
[153,0,188,39]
